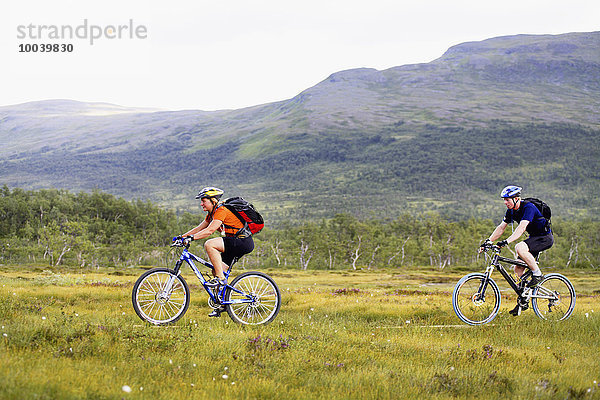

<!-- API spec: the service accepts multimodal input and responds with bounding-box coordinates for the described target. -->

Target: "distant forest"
[1,187,598,270]
[1,123,598,222]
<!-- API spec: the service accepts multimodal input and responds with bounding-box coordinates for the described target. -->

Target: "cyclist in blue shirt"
[484,185,554,316]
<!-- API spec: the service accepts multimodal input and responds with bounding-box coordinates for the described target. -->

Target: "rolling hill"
[1,31,599,222]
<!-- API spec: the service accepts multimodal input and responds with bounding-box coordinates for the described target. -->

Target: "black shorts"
[221,236,254,267]
[524,234,554,258]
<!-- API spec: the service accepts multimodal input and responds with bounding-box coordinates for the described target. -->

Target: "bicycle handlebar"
[479,242,501,253]
[171,236,192,249]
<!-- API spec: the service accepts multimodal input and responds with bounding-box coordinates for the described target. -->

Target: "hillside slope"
[1,32,599,221]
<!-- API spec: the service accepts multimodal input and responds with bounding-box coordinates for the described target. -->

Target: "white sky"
[1,0,598,111]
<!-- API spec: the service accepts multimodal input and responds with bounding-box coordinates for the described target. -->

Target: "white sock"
[532,269,542,277]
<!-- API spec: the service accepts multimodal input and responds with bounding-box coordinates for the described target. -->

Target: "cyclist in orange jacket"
[181,187,254,316]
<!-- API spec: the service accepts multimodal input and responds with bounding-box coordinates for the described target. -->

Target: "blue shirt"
[503,201,551,237]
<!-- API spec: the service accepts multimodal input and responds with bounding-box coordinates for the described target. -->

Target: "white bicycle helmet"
[500,185,522,198]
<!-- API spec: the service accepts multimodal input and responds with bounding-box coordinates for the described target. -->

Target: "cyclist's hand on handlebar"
[480,239,492,247]
[496,240,508,248]
[479,239,491,253]
[171,235,193,247]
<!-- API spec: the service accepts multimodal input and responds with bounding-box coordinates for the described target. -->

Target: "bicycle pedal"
[518,300,529,310]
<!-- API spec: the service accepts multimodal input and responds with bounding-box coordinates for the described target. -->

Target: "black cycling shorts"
[524,233,554,258]
[222,236,254,267]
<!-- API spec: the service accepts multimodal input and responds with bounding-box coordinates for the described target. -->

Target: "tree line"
[1,186,598,270]
[2,123,598,223]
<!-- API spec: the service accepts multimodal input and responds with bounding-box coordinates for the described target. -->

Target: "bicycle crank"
[207,297,221,309]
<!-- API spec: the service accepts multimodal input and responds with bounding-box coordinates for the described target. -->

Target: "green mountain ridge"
[1,32,599,221]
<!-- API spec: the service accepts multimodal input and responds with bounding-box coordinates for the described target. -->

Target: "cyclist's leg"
[221,237,255,272]
[204,237,227,280]
[515,241,539,272]
[513,264,526,278]
[510,250,533,316]
[518,234,554,274]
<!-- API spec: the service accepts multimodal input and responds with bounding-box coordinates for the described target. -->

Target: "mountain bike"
[132,237,281,325]
[452,242,576,325]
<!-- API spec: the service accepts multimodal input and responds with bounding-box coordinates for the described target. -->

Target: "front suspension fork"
[475,265,496,301]
[163,260,183,295]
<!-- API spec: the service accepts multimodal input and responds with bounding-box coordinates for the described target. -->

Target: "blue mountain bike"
[452,242,576,325]
[132,238,281,325]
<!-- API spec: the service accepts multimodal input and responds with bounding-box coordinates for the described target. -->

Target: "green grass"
[1,267,599,399]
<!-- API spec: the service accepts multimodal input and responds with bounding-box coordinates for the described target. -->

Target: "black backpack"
[221,197,264,236]
[522,197,551,220]
[522,197,552,230]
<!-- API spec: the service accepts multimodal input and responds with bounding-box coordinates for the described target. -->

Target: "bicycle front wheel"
[224,271,281,325]
[132,268,190,325]
[452,273,501,325]
[531,273,576,321]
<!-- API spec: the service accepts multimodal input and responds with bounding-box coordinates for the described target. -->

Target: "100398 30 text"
[18,43,74,53]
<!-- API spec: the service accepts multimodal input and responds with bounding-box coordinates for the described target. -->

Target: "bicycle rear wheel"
[452,273,501,325]
[132,268,190,325]
[531,273,576,321]
[224,271,281,325]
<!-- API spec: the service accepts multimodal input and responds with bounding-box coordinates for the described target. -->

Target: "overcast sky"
[1,0,598,111]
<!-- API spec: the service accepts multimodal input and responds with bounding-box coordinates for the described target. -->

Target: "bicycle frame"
[489,253,527,291]
[165,245,256,307]
[480,246,554,302]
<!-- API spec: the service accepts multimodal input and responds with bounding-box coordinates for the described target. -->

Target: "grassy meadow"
[1,265,599,399]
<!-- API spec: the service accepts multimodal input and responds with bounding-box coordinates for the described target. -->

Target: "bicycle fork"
[475,265,495,302]
[161,260,183,298]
